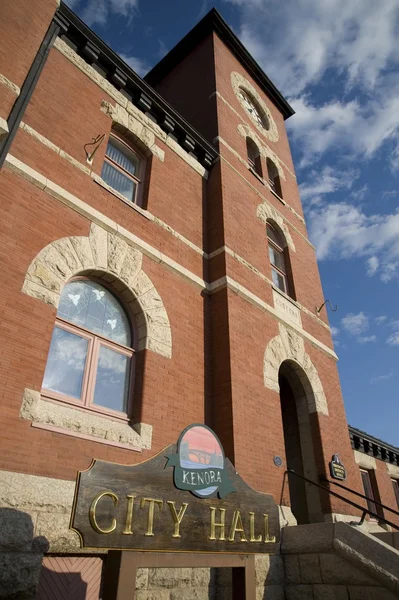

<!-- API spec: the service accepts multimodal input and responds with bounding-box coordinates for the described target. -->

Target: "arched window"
[246,137,262,177]
[267,223,289,294]
[42,279,133,417]
[267,158,282,199]
[101,134,142,204]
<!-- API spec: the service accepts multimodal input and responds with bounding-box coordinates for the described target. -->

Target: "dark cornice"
[349,425,399,466]
[56,2,218,169]
[145,8,294,121]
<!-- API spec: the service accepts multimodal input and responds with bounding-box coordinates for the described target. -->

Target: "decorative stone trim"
[54,38,207,178]
[21,221,172,358]
[263,323,329,415]
[212,91,296,179]
[100,100,165,163]
[0,72,20,96]
[387,463,399,478]
[217,141,308,239]
[5,154,207,289]
[237,123,285,182]
[209,276,337,361]
[5,155,336,360]
[19,121,91,174]
[20,388,152,450]
[257,201,295,251]
[231,71,279,142]
[354,450,377,470]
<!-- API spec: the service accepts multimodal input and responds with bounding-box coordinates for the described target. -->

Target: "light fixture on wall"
[316,299,338,315]
[84,133,105,164]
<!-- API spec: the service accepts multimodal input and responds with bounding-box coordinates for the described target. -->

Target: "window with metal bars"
[101,135,142,204]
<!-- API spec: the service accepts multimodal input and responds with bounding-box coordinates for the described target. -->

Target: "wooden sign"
[70,424,279,554]
[329,454,347,481]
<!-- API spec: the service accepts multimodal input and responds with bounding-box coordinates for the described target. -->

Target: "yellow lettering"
[209,507,226,541]
[167,501,189,538]
[122,494,136,535]
[263,514,276,543]
[249,511,262,542]
[89,491,118,534]
[140,497,163,536]
[228,510,247,542]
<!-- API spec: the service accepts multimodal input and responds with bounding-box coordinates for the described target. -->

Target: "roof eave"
[145,8,295,121]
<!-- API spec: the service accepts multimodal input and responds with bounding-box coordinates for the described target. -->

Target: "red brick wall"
[0,0,370,523]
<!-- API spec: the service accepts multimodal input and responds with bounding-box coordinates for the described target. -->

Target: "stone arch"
[237,123,284,179]
[231,71,279,142]
[257,203,295,252]
[22,222,172,359]
[263,323,328,415]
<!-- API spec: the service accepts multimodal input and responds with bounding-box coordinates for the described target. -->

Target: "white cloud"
[118,54,149,77]
[387,332,399,346]
[287,93,399,166]
[375,316,387,324]
[308,202,399,281]
[366,256,379,277]
[330,326,340,337]
[357,335,377,344]
[223,0,399,96]
[300,166,358,206]
[81,0,138,26]
[222,0,399,165]
[350,184,368,203]
[370,372,393,384]
[341,312,369,336]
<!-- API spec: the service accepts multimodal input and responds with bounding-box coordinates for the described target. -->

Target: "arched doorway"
[279,360,323,524]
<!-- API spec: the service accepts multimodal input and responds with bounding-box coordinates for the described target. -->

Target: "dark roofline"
[145,8,295,121]
[349,425,399,465]
[57,2,218,169]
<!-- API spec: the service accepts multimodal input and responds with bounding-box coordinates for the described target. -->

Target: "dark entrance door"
[279,371,310,524]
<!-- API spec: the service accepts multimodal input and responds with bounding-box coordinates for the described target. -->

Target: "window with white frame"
[267,223,288,294]
[42,279,134,418]
[101,134,142,204]
[246,137,263,177]
[267,158,282,199]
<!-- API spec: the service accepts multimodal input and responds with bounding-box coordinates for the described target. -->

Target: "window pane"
[392,480,399,509]
[57,281,131,346]
[267,225,284,249]
[101,161,137,202]
[42,327,88,399]
[93,346,130,413]
[105,139,138,176]
[361,470,377,515]
[271,267,286,292]
[269,245,286,272]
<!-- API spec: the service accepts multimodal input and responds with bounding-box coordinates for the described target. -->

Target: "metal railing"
[286,469,399,531]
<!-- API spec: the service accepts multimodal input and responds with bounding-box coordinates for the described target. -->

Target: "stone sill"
[271,284,299,310]
[20,388,152,451]
[248,166,265,185]
[92,173,152,221]
[270,188,286,205]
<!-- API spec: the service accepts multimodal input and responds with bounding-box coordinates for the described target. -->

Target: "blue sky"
[65,0,399,446]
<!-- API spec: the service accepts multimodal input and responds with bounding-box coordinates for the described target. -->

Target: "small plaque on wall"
[329,454,347,480]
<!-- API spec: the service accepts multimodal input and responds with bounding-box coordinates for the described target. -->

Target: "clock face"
[239,89,266,129]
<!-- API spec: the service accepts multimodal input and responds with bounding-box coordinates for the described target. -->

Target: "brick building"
[0,0,398,598]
